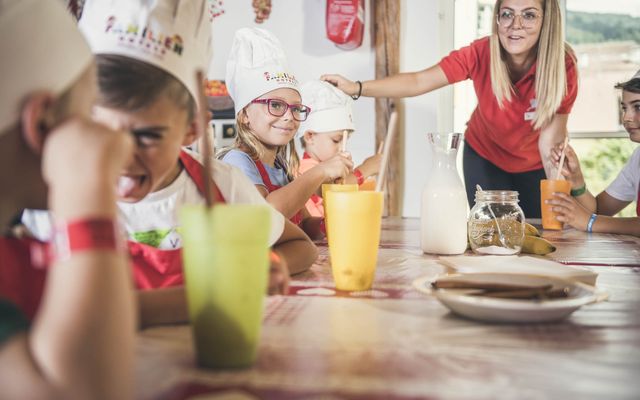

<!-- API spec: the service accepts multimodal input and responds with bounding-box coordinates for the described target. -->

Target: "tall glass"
[180,204,270,368]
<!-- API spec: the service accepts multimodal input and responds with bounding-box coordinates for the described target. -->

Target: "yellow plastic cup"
[180,204,271,368]
[540,179,571,230]
[322,183,358,236]
[325,191,384,291]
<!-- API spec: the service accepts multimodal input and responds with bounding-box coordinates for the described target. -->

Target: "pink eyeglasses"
[251,98,311,122]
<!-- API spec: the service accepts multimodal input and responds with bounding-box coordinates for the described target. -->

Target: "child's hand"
[357,154,383,177]
[550,143,584,189]
[268,251,290,295]
[546,192,591,231]
[319,74,359,98]
[43,117,134,219]
[320,152,354,181]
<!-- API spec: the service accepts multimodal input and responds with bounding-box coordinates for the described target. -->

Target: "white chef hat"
[0,0,93,134]
[226,27,300,116]
[298,80,355,136]
[79,0,212,106]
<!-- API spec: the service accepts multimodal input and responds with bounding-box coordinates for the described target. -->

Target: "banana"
[524,222,541,237]
[521,235,556,255]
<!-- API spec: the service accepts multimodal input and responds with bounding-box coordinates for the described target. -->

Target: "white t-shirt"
[22,149,285,250]
[605,146,640,203]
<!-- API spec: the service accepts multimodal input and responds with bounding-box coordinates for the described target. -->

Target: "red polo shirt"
[439,37,578,173]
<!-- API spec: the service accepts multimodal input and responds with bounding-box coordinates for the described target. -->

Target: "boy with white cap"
[0,0,135,398]
[23,0,317,327]
[548,69,640,236]
[298,80,382,217]
[221,28,353,238]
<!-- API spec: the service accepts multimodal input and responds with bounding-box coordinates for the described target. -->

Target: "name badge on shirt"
[524,98,537,121]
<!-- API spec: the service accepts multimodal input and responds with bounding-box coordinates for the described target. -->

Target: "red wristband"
[52,218,121,261]
[353,169,365,185]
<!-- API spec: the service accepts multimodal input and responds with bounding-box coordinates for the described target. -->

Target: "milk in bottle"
[420,133,468,254]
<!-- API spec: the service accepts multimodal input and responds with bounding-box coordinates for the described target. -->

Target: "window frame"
[562,0,630,139]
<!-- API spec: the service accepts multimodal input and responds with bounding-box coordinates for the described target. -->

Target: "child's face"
[621,90,640,143]
[242,88,302,148]
[93,94,196,202]
[304,130,347,162]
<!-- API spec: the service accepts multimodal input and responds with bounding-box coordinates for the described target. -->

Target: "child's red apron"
[0,237,48,319]
[129,150,225,290]
[254,159,304,226]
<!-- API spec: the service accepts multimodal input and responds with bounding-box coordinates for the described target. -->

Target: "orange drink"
[540,179,571,230]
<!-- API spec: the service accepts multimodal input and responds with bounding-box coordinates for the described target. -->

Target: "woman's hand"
[319,152,354,181]
[546,192,591,231]
[550,143,584,189]
[320,74,359,97]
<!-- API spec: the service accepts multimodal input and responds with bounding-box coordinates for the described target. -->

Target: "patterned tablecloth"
[137,218,640,400]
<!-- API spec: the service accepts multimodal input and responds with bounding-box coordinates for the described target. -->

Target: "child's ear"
[238,109,250,126]
[303,131,314,145]
[182,120,199,146]
[20,92,55,154]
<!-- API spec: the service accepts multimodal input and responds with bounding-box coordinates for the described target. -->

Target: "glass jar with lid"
[468,190,525,255]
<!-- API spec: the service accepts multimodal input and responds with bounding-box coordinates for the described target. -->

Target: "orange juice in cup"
[540,179,571,230]
[359,178,377,191]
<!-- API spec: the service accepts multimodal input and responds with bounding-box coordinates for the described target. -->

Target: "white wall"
[210,0,452,217]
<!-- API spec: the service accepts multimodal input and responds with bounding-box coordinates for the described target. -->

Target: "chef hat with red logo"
[298,80,355,136]
[79,0,213,106]
[226,27,300,116]
[0,0,93,134]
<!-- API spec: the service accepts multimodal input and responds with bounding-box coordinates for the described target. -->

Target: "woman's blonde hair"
[218,109,300,181]
[489,0,576,129]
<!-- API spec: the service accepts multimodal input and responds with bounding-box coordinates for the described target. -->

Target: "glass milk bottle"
[421,133,468,254]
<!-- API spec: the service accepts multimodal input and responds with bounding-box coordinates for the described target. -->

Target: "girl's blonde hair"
[489,0,576,129]
[219,109,300,181]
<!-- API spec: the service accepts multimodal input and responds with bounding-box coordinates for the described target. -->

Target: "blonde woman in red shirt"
[322,0,577,218]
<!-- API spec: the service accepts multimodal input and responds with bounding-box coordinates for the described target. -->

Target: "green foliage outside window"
[574,139,638,217]
[567,11,640,45]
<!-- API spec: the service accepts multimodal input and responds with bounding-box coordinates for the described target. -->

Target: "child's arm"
[548,192,640,236]
[344,153,382,185]
[0,119,136,399]
[272,219,318,275]
[137,287,188,328]
[264,153,353,219]
[551,143,597,212]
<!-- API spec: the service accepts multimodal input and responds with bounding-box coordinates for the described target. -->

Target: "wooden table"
[137,218,640,400]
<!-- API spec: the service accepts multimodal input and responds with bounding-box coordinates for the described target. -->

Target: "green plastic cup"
[180,204,271,368]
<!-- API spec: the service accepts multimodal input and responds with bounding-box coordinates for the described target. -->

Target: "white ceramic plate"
[413,273,608,323]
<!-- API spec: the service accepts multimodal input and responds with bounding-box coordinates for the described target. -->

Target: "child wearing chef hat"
[0,0,136,397]
[21,0,317,327]
[548,69,640,237]
[220,27,353,238]
[297,80,382,217]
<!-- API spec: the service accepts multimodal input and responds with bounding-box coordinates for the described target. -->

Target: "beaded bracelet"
[352,80,363,100]
[586,213,597,233]
[570,184,587,197]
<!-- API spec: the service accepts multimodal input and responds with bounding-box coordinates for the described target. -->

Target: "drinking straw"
[195,69,214,207]
[377,140,385,154]
[375,111,398,193]
[555,135,570,181]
